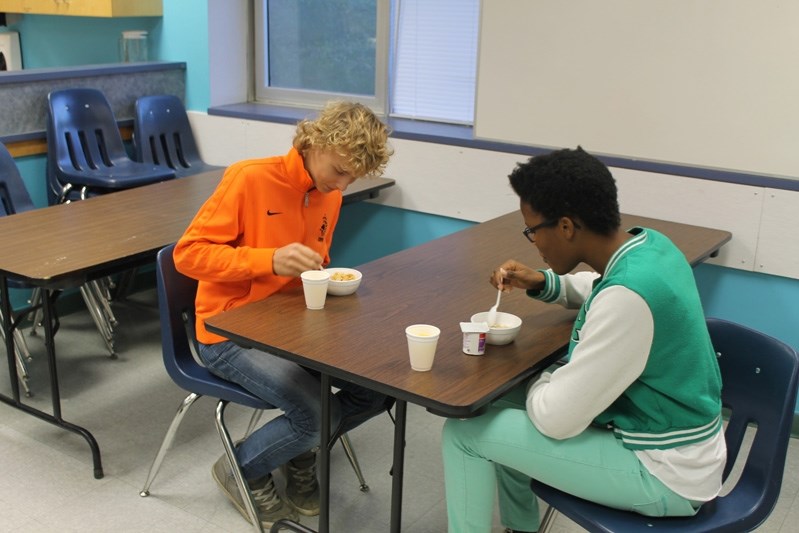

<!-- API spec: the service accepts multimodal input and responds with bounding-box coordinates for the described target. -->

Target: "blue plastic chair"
[139,243,266,531]
[134,94,223,178]
[531,318,799,533]
[0,141,38,395]
[46,88,175,204]
[140,244,370,532]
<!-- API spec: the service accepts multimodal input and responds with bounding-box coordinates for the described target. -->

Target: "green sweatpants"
[441,385,698,532]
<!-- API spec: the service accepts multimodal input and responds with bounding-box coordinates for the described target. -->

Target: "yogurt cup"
[460,322,489,355]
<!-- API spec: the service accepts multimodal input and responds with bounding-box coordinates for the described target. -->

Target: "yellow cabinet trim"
[0,0,162,17]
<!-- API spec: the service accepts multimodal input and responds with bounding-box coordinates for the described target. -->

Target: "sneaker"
[211,454,298,528]
[282,450,321,516]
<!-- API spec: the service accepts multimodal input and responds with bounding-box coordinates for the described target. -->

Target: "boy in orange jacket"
[174,101,393,528]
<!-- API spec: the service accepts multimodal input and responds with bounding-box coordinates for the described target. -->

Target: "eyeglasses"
[522,219,558,243]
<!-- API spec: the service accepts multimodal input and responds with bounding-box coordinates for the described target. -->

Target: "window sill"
[207,102,799,192]
[207,102,549,156]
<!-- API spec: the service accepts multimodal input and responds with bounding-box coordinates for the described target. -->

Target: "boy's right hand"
[273,243,323,277]
[491,260,545,292]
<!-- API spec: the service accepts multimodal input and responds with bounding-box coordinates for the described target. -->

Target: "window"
[254,0,479,125]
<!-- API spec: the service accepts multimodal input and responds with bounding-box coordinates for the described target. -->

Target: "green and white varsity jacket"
[525,227,726,500]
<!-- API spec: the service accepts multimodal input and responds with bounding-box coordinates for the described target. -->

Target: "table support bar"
[0,392,104,478]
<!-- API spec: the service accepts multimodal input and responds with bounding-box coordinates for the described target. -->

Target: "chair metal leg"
[13,326,32,362]
[89,279,118,328]
[216,400,263,533]
[79,284,116,357]
[0,307,33,397]
[537,505,558,533]
[28,287,44,337]
[85,281,115,334]
[139,392,202,497]
[12,330,32,397]
[80,285,111,338]
[339,433,369,492]
[30,285,116,358]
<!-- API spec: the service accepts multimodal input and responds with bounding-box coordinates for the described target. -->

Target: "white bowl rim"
[470,311,522,329]
[325,267,363,282]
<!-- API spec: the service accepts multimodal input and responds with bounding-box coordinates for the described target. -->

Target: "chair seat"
[173,358,273,411]
[57,160,175,190]
[172,160,224,178]
[532,480,728,532]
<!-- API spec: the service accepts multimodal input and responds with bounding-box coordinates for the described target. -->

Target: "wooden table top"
[206,212,731,417]
[0,171,394,287]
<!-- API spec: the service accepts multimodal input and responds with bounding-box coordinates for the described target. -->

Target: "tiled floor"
[1,288,798,532]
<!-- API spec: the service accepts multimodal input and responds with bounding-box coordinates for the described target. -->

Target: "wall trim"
[208,102,799,193]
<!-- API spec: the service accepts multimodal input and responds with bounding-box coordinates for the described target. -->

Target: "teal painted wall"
[5,2,208,110]
[155,0,209,110]
[329,203,475,268]
[5,2,799,413]
[8,15,161,68]
[696,265,799,353]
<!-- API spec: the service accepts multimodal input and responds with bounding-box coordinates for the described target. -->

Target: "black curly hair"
[508,147,621,235]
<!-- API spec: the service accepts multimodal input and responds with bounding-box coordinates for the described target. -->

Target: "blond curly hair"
[293,101,393,178]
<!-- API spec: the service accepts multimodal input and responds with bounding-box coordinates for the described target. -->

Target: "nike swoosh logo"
[266,210,283,216]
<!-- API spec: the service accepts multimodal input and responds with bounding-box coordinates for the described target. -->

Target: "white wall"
[190,112,799,280]
[476,0,799,179]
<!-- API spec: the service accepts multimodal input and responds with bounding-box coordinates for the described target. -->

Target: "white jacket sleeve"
[525,285,655,439]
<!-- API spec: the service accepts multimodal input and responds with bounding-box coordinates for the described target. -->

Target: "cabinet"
[0,0,162,17]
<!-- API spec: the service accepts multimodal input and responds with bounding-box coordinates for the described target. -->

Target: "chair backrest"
[530,317,799,532]
[707,317,799,528]
[46,88,177,204]
[47,88,131,174]
[155,243,268,407]
[0,142,36,216]
[134,94,205,175]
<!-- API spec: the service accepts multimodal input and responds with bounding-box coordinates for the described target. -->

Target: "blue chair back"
[49,88,130,172]
[0,142,36,290]
[46,88,175,203]
[531,317,799,532]
[134,95,222,178]
[155,243,268,408]
[0,142,36,216]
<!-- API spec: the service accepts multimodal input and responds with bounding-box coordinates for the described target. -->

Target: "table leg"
[390,399,407,533]
[1,276,21,400]
[41,288,104,478]
[319,373,331,533]
[0,280,104,479]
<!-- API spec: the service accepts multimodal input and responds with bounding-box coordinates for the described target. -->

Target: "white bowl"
[470,311,522,345]
[325,267,362,296]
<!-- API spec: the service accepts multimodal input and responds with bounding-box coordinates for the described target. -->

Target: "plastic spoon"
[486,288,502,327]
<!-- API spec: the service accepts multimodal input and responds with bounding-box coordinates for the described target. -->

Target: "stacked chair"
[46,87,176,203]
[110,94,222,299]
[44,87,176,356]
[134,94,223,178]
[0,142,39,396]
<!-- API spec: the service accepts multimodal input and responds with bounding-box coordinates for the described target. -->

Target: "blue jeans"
[199,340,389,481]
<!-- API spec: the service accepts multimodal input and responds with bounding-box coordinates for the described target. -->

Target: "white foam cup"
[405,324,441,371]
[300,270,330,310]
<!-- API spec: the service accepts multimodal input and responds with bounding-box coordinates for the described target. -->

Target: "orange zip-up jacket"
[174,148,342,344]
